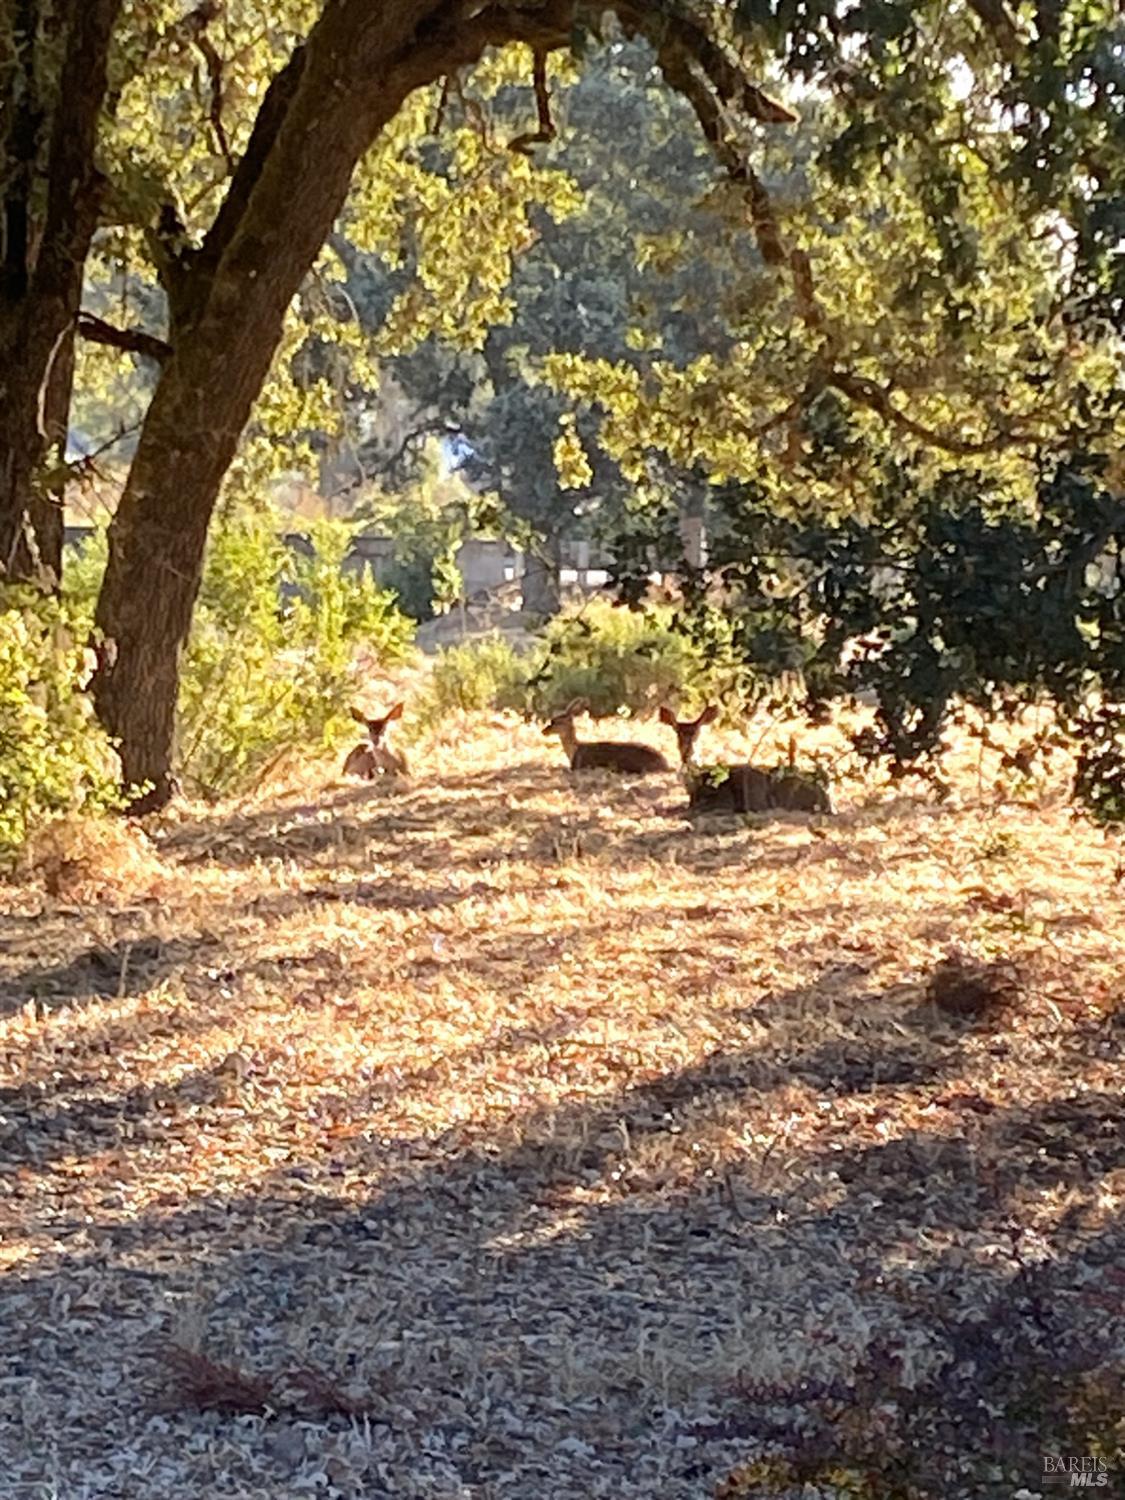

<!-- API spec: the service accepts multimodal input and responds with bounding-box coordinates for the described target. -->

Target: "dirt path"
[1,717,1122,1497]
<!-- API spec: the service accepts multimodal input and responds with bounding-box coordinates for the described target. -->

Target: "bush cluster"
[2,515,414,863]
[416,599,746,727]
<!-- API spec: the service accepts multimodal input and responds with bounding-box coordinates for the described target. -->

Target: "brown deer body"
[659,706,832,814]
[343,703,409,779]
[543,700,669,775]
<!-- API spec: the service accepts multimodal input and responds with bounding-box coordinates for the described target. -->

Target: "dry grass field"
[0,709,1122,1499]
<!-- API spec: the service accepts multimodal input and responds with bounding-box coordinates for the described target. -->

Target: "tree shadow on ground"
[0,868,560,1020]
[0,1051,253,1170]
[148,760,951,881]
[2,765,1114,1492]
[0,885,326,1019]
[156,763,564,866]
[2,1006,1119,1495]
[0,899,954,1166]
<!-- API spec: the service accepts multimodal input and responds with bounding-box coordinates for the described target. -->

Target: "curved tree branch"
[77,312,172,365]
[606,1,819,323]
[361,418,464,482]
[186,3,236,173]
[194,44,309,285]
[964,0,1022,61]
[508,48,555,155]
[392,0,802,279]
[829,370,1035,455]
[615,2,797,125]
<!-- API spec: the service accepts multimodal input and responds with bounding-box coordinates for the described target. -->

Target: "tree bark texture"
[0,0,121,584]
[520,533,562,619]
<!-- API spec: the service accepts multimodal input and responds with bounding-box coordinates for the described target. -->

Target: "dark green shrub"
[526,599,742,719]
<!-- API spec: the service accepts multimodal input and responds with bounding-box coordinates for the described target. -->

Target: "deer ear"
[350,707,367,725]
[562,698,584,717]
[658,706,677,726]
[699,705,719,725]
[386,702,404,722]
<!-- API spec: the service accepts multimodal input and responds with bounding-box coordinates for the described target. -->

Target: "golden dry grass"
[0,708,1122,1497]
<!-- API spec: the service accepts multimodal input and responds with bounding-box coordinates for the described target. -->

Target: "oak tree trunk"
[0,327,74,583]
[0,0,120,584]
[520,533,562,619]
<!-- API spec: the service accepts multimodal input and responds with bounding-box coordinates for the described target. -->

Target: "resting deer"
[543,699,670,775]
[659,705,832,814]
[343,703,409,779]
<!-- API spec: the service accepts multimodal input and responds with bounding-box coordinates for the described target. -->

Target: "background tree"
[329,37,807,616]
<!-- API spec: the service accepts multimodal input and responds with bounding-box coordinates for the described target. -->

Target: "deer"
[658,705,832,814]
[342,703,409,779]
[543,699,670,775]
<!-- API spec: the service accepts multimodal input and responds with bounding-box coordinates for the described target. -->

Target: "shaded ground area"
[0,714,1122,1498]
